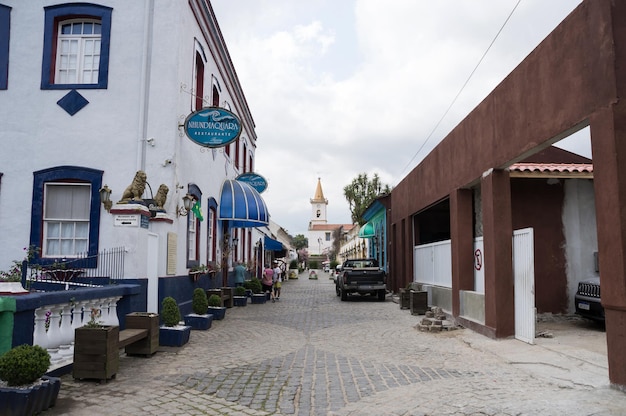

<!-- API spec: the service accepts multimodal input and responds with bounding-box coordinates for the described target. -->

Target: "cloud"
[211,0,584,237]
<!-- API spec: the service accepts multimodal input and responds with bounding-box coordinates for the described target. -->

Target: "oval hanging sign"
[236,172,268,193]
[184,107,242,148]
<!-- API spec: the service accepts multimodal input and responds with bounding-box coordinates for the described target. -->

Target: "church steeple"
[311,177,328,204]
[310,177,328,224]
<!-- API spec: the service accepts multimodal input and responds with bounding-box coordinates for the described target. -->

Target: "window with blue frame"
[30,167,103,267]
[0,4,10,90]
[41,3,112,90]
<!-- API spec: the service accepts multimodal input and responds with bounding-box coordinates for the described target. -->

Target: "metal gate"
[513,228,535,344]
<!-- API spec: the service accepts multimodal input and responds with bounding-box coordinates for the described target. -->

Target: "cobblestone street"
[48,273,626,415]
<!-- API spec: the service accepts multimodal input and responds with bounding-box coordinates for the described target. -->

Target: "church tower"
[310,177,328,225]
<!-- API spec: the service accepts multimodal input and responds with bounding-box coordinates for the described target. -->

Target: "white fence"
[413,240,452,287]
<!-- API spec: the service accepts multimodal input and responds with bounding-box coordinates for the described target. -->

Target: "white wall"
[0,1,264,279]
[562,179,598,313]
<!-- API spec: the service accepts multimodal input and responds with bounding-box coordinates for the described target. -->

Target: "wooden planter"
[221,287,234,308]
[399,288,410,310]
[73,325,119,381]
[410,291,428,315]
[124,312,159,355]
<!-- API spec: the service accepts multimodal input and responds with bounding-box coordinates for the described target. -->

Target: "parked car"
[574,276,604,321]
[336,258,386,301]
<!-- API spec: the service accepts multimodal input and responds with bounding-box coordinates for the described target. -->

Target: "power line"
[399,0,522,178]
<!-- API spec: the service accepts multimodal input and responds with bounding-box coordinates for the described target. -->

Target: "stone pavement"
[47,273,626,415]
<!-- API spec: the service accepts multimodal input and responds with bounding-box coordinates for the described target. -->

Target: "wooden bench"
[207,287,234,308]
[120,312,160,356]
[118,328,149,348]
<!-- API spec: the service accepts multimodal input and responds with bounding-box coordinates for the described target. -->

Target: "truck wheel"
[378,290,386,301]
[340,288,347,301]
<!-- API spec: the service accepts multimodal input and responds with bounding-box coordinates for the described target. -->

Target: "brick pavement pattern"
[48,274,626,415]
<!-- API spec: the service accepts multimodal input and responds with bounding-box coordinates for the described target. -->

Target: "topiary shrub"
[234,286,246,296]
[191,288,209,315]
[289,259,298,269]
[0,344,51,386]
[244,277,262,294]
[161,296,181,327]
[208,294,222,307]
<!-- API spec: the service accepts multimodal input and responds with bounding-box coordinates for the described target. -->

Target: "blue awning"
[218,179,269,228]
[264,235,284,251]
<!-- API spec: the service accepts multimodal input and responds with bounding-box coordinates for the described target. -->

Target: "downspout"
[137,0,155,172]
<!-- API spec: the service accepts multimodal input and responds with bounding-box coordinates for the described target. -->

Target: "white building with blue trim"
[0,1,274,313]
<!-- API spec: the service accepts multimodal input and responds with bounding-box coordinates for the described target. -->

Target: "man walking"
[273,262,282,301]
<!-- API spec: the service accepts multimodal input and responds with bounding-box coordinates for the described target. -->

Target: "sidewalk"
[47,274,626,415]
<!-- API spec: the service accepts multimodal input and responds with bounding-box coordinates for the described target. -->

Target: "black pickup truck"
[336,258,387,301]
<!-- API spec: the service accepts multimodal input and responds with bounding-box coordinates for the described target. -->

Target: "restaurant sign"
[183,107,242,148]
[236,172,268,193]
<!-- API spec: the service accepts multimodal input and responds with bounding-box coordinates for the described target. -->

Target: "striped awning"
[218,179,269,228]
[358,222,375,238]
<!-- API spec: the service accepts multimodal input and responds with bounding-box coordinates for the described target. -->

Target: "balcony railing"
[24,247,126,289]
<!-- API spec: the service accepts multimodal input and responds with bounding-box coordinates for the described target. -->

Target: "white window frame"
[188,212,198,262]
[206,209,215,262]
[43,182,91,257]
[55,19,102,85]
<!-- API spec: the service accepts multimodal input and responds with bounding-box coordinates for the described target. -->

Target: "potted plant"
[288,259,299,280]
[233,286,247,307]
[206,294,226,320]
[159,297,191,347]
[189,264,208,282]
[0,344,61,415]
[247,278,266,304]
[73,308,120,381]
[183,288,213,330]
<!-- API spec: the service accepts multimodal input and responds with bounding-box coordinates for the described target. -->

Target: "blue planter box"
[206,306,226,320]
[251,294,266,304]
[233,296,247,307]
[0,375,61,416]
[159,326,191,347]
[184,314,213,330]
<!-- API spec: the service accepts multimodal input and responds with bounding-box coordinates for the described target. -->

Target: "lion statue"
[154,184,169,210]
[119,170,147,203]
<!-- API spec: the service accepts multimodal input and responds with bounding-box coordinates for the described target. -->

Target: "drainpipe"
[137,0,155,172]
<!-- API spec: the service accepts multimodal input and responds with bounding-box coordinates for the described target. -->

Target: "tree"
[331,226,343,260]
[292,234,308,251]
[343,173,391,225]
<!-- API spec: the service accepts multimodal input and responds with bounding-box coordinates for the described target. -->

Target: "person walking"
[261,264,274,302]
[273,262,282,301]
[234,262,246,287]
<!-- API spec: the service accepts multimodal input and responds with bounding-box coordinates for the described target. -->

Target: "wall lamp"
[99,185,112,213]
[232,237,239,247]
[177,193,195,216]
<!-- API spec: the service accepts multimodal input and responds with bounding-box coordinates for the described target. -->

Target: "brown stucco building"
[389,0,626,390]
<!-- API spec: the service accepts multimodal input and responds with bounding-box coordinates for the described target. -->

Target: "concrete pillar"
[481,169,514,338]
[590,105,626,389]
[450,188,474,318]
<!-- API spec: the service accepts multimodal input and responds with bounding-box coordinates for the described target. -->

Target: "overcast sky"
[210,0,588,238]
